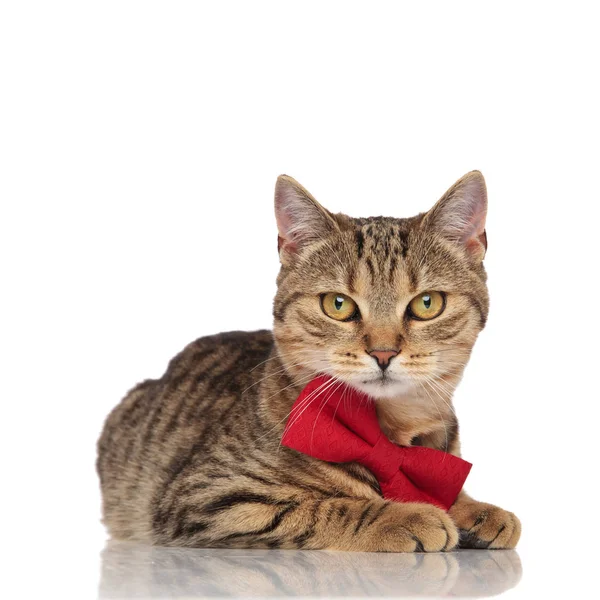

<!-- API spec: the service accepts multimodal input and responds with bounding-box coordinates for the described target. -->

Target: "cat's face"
[273,173,489,401]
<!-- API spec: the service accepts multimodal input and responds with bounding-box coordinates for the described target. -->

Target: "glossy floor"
[99,542,522,598]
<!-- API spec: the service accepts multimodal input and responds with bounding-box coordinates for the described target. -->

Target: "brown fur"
[97,171,520,551]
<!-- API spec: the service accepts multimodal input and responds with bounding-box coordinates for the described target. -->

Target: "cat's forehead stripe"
[353,218,417,293]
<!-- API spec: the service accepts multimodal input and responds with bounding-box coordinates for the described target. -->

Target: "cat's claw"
[450,501,521,549]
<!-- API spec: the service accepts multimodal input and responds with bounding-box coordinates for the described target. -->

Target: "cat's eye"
[408,291,446,321]
[321,293,359,321]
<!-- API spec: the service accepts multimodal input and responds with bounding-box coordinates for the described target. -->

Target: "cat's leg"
[154,493,459,552]
[449,491,521,549]
[320,499,459,552]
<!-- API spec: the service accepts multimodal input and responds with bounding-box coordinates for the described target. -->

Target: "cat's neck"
[375,386,457,449]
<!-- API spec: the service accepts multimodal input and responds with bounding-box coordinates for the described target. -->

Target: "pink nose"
[368,349,399,370]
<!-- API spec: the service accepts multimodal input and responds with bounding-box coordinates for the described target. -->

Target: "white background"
[1,1,598,598]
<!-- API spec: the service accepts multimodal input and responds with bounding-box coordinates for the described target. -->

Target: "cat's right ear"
[274,175,339,262]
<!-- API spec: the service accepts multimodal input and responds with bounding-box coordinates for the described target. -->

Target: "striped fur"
[97,171,520,551]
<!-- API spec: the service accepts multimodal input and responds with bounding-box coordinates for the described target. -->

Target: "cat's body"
[97,173,521,551]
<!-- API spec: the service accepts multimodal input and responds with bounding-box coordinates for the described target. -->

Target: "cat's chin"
[348,376,417,400]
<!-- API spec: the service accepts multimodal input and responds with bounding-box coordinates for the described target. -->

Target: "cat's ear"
[422,170,488,260]
[274,175,340,260]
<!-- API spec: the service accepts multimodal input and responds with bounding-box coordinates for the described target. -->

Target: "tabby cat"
[97,171,521,551]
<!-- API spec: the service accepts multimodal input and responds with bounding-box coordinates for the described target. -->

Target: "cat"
[97,171,521,551]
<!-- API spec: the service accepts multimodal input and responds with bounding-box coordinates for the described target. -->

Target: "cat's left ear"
[422,170,488,260]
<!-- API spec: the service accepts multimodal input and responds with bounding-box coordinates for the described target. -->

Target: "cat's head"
[272,172,489,400]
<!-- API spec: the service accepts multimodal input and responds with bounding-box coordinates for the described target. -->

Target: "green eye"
[321,293,359,321]
[408,291,446,320]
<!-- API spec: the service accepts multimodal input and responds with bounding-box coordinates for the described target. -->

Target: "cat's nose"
[368,349,399,370]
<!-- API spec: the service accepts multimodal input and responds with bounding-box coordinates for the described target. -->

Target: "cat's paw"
[380,503,459,552]
[449,500,521,549]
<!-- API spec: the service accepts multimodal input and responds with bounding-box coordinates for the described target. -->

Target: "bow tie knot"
[281,375,472,511]
[362,433,400,482]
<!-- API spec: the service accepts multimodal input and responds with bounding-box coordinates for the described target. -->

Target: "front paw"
[379,503,459,552]
[449,500,521,549]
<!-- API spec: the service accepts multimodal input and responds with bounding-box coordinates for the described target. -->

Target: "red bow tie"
[281,375,472,511]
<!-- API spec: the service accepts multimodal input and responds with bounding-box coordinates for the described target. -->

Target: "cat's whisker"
[421,377,457,418]
[404,360,467,375]
[425,372,457,395]
[415,379,448,453]
[432,369,465,385]
[432,366,467,377]
[421,374,454,398]
[277,376,342,452]
[309,377,346,450]
[283,376,340,433]
[259,372,321,413]
[252,373,324,444]
[273,375,336,430]
[241,358,327,395]
[434,368,467,379]
[332,382,350,424]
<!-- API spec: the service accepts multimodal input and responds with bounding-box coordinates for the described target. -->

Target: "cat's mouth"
[347,372,416,400]
[361,374,395,385]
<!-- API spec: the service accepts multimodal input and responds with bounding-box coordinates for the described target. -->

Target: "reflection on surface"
[99,541,522,598]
